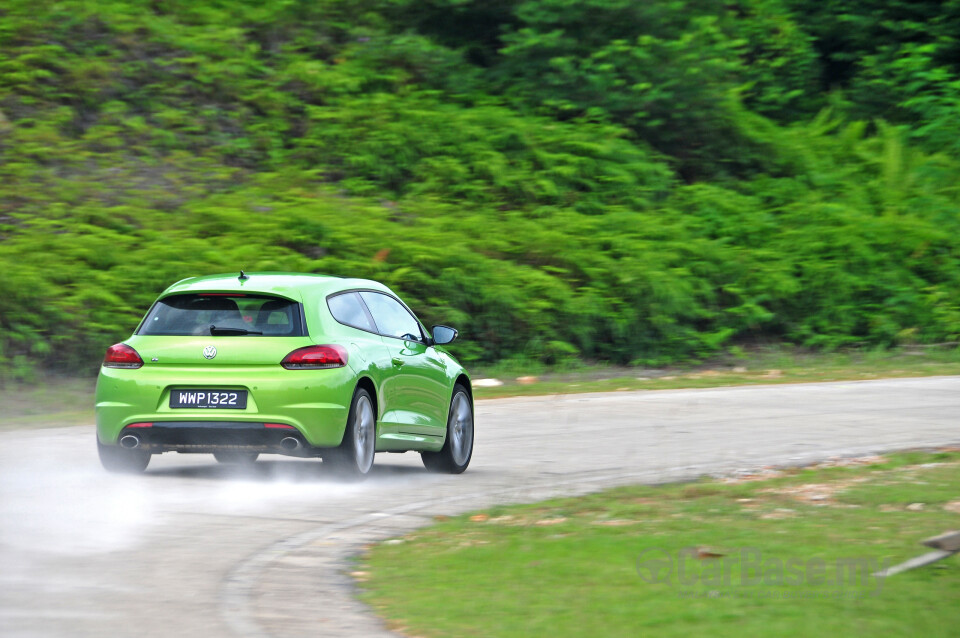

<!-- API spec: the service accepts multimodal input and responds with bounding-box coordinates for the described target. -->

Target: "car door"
[359,291,449,438]
[325,290,396,433]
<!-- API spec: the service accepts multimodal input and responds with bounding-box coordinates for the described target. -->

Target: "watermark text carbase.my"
[636,547,890,598]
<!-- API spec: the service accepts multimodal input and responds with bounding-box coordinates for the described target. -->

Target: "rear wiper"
[209,325,263,336]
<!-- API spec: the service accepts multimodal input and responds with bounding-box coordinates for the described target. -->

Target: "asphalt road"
[1,377,958,637]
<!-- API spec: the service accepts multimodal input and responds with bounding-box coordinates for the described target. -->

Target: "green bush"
[1,0,959,380]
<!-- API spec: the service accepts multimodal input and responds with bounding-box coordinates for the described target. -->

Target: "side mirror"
[431,325,458,345]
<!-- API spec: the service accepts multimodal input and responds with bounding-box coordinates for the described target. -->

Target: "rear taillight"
[103,343,144,369]
[281,345,348,370]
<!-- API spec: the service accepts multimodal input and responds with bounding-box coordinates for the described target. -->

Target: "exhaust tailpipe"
[280,437,302,451]
[119,434,141,449]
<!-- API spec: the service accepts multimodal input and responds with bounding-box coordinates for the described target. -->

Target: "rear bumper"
[111,421,313,455]
[95,364,356,447]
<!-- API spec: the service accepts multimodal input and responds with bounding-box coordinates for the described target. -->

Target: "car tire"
[422,385,473,474]
[213,451,259,465]
[97,438,151,474]
[324,387,376,479]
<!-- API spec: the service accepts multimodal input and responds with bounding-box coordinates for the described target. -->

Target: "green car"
[95,272,474,477]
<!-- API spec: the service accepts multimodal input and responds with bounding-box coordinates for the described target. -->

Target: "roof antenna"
[238,270,249,281]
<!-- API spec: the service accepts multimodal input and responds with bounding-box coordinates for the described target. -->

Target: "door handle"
[392,357,405,369]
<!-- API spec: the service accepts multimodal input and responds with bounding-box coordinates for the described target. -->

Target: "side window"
[327,292,375,332]
[359,292,423,341]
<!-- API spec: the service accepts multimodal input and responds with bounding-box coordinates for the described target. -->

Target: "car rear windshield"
[138,294,305,337]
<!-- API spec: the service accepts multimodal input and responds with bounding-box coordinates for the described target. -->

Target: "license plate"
[170,389,248,409]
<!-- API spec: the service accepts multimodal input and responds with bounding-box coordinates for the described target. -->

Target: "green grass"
[360,451,960,637]
[471,347,960,399]
[2,347,959,428]
[0,375,95,430]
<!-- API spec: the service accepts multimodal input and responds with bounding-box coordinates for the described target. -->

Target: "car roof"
[161,272,392,300]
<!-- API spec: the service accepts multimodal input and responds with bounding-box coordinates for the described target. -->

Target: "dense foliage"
[1,0,959,379]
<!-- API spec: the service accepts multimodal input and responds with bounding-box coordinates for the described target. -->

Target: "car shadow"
[145,457,430,484]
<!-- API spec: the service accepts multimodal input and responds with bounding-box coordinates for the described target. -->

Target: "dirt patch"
[721,467,786,484]
[763,478,870,506]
